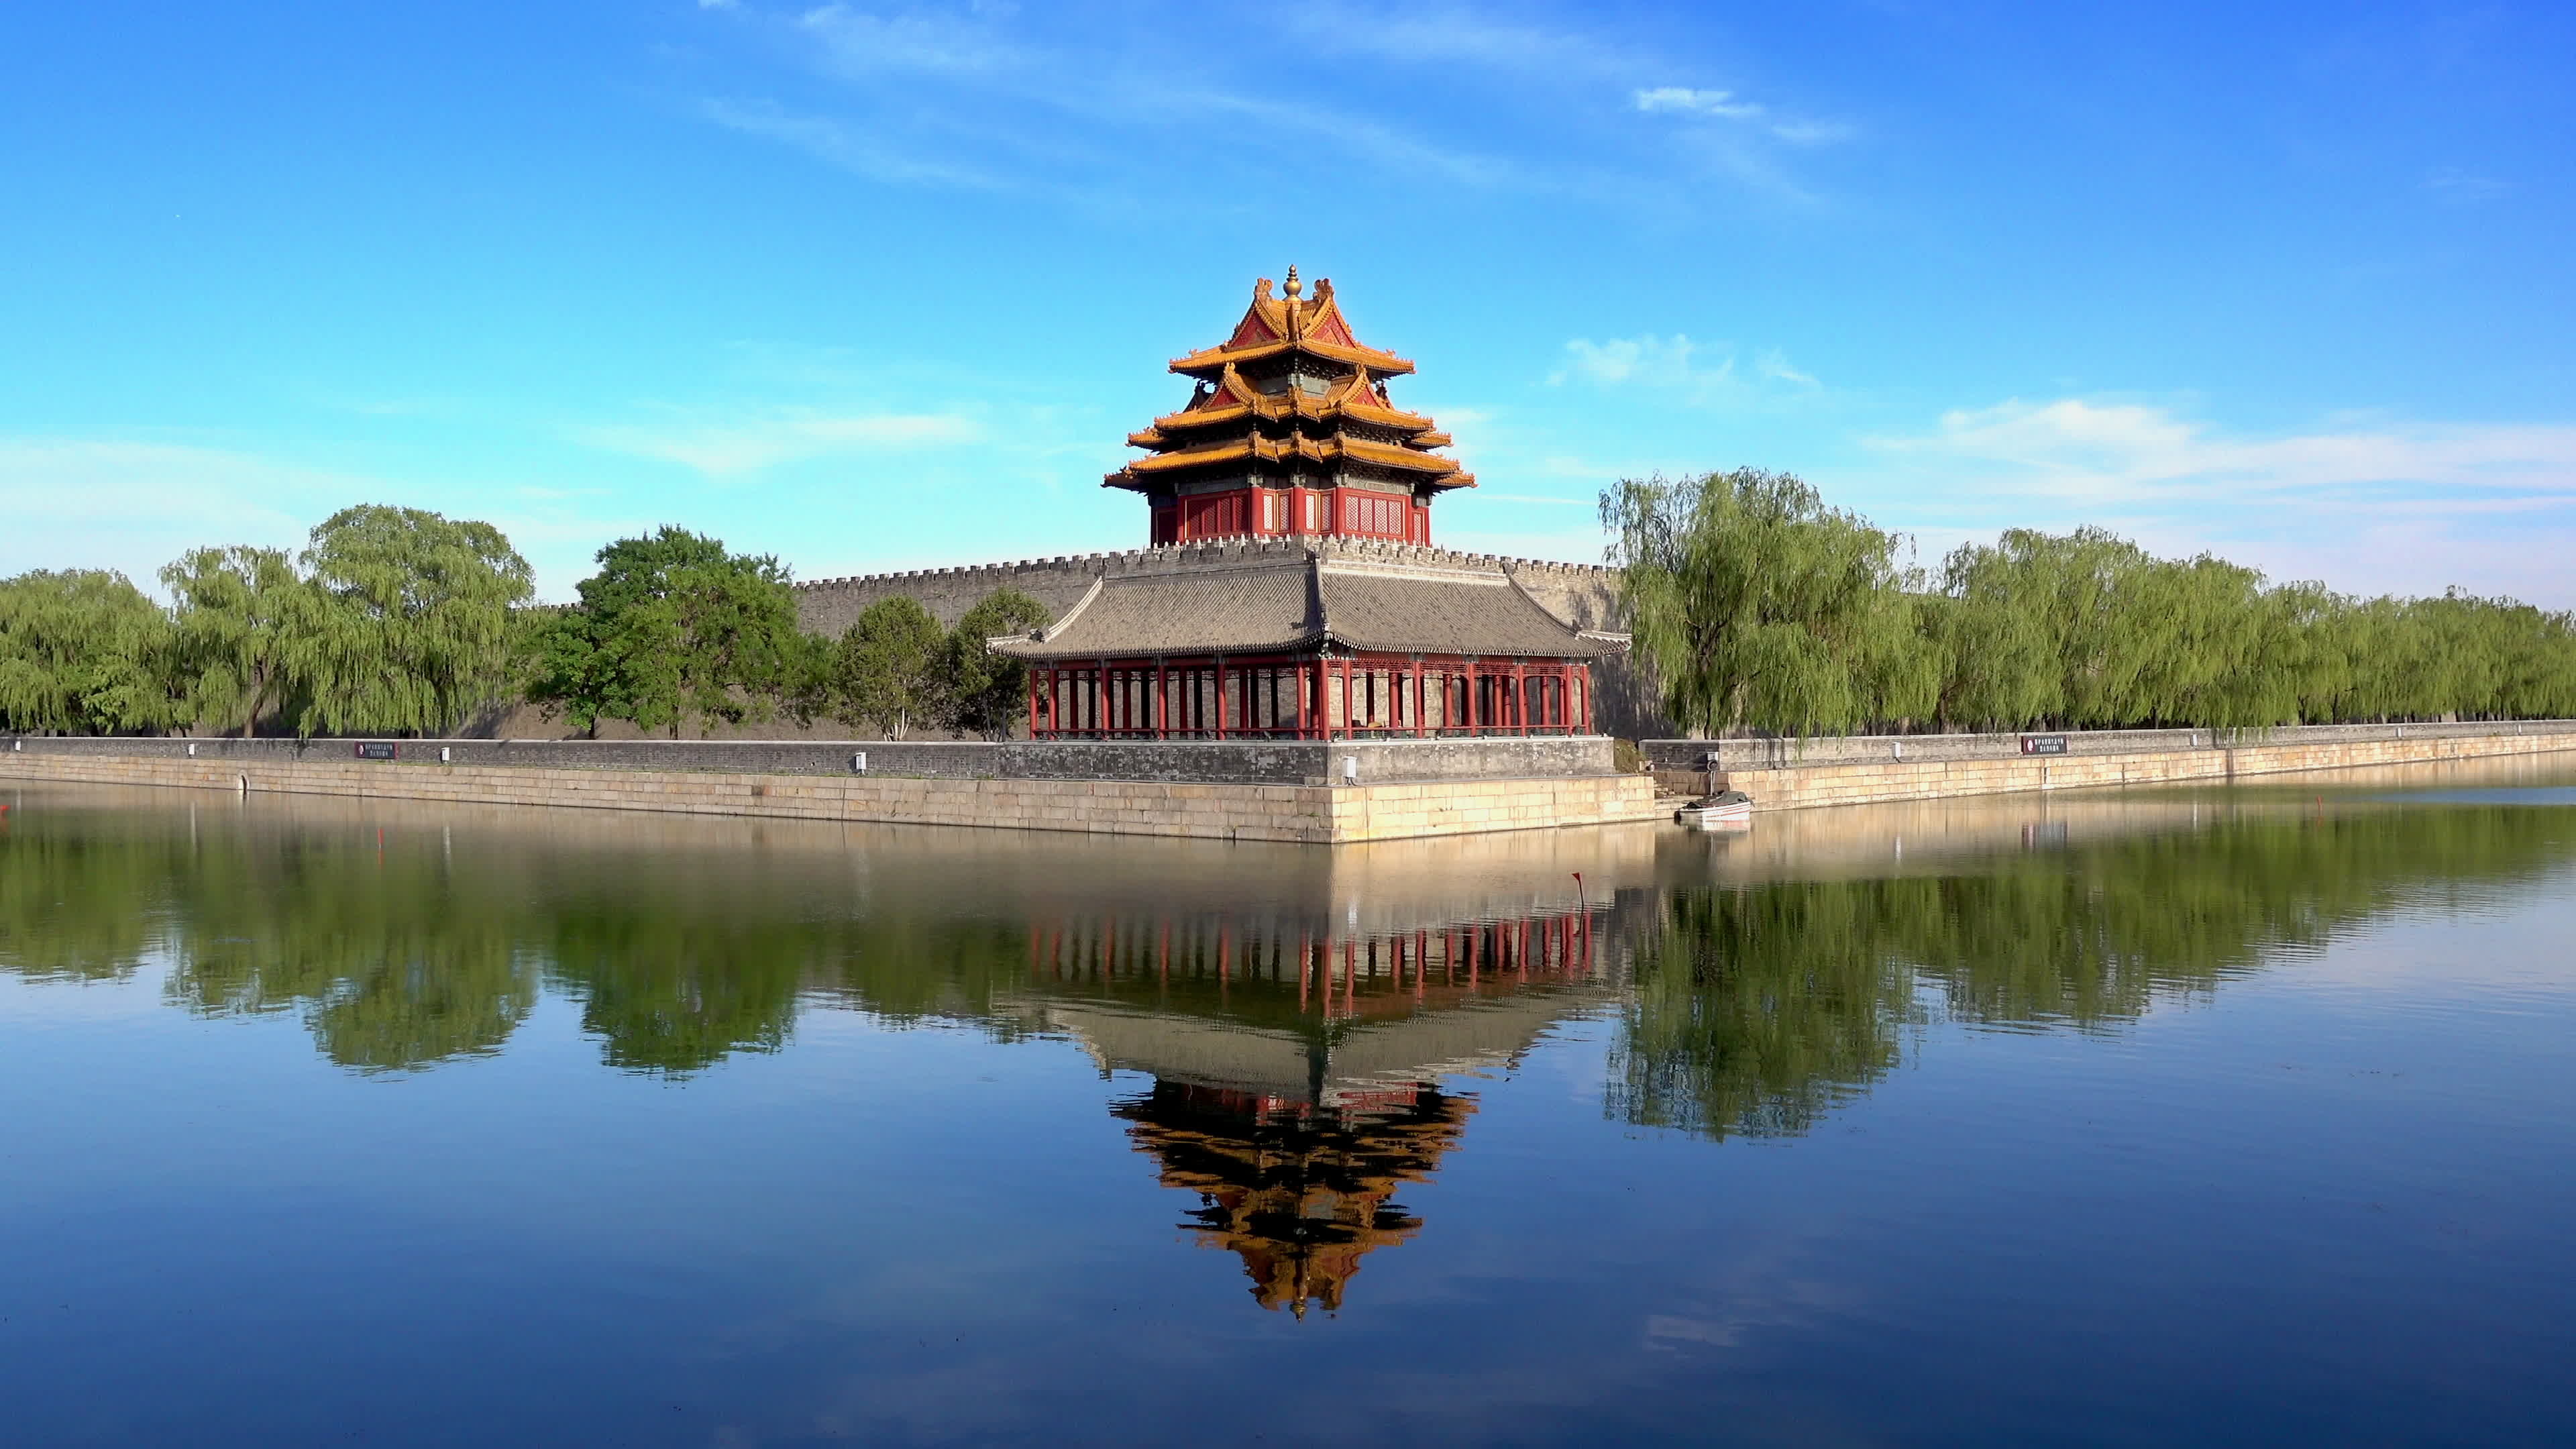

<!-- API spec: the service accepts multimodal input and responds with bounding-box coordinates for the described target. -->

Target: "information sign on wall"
[2019,735,2070,755]
[354,742,397,760]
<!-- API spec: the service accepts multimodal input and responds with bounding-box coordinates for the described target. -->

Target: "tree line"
[1603,468,2576,736]
[0,507,1048,739]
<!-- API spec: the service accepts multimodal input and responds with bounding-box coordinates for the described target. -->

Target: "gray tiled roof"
[1315,567,1611,657]
[991,553,1613,661]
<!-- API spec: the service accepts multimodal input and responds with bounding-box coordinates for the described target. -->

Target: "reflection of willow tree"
[538,901,1044,1074]
[0,818,174,981]
[541,909,812,1075]
[162,839,538,1073]
[1614,807,2575,1140]
[1112,1082,1471,1318]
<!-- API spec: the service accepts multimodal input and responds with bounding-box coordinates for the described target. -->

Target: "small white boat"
[1674,790,1754,829]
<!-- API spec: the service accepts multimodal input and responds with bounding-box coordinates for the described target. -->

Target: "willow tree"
[528,527,802,738]
[285,505,533,738]
[0,569,182,735]
[161,545,303,736]
[1602,469,1932,737]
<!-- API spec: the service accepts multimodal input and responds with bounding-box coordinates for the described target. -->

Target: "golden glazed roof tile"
[1109,275,1479,492]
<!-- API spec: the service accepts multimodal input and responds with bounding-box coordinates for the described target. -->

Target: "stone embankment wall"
[0,749,1662,845]
[1648,720,2576,810]
[6,734,1615,786]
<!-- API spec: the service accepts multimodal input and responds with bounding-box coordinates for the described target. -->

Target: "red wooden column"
[1412,657,1427,737]
[1155,661,1169,739]
[1026,668,1040,739]
[1214,656,1228,739]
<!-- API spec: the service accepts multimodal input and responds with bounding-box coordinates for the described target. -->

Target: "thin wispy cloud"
[1871,398,2576,504]
[571,411,985,478]
[686,3,1849,209]
[797,2,1018,76]
[2426,168,2510,205]
[1635,85,1856,146]
[1550,334,1823,403]
[1556,334,1725,388]
[1757,350,1819,387]
[1636,87,1764,121]
[1282,5,1644,79]
[699,99,1006,190]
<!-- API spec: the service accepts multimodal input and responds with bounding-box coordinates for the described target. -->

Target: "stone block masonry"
[1650,722,2576,810]
[5,734,1621,787]
[0,749,1666,845]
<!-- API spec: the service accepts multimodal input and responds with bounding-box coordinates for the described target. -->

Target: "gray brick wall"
[7,733,1619,785]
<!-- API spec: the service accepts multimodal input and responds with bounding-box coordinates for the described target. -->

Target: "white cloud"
[1551,335,1825,402]
[1635,85,1853,146]
[1858,398,2576,606]
[2426,168,2510,205]
[1635,87,1764,121]
[699,99,1007,190]
[797,2,1017,75]
[1871,398,2576,503]
[690,5,1782,209]
[570,411,985,476]
[1554,334,1723,388]
[1285,7,1642,78]
[1757,350,1819,387]
[0,439,406,595]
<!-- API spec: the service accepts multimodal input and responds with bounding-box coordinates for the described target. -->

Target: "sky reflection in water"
[2,757,2573,1446]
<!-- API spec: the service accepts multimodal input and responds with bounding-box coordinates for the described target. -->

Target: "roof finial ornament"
[1282,264,1303,299]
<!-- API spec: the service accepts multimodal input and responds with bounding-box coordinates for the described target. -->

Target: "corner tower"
[1108,267,1476,547]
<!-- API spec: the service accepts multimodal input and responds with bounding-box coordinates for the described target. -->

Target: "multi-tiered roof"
[1107,268,1473,545]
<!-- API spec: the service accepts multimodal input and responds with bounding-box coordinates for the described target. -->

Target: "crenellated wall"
[792,538,1672,737]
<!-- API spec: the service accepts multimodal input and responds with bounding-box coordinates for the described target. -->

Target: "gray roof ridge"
[1036,576,1106,643]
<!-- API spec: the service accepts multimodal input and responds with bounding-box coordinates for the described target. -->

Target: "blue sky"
[3,1,2570,605]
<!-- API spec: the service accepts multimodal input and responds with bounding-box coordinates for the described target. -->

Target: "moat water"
[3,761,2573,1446]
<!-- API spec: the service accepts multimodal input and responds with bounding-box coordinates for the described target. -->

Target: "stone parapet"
[3,734,1619,786]
[0,751,1664,844]
[1656,727,2576,810]
[1648,719,2576,775]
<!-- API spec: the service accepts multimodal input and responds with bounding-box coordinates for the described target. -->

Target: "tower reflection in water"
[1010,902,1615,1316]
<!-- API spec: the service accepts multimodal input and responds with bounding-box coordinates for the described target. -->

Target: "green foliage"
[0,570,183,735]
[942,588,1052,739]
[1613,470,2576,735]
[160,545,304,736]
[827,596,947,739]
[1602,469,1933,735]
[529,527,802,738]
[1609,803,2576,1139]
[287,505,535,738]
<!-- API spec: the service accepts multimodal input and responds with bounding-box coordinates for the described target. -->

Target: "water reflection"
[1010,904,1612,1313]
[1115,1083,1469,1316]
[1,767,2571,1316]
